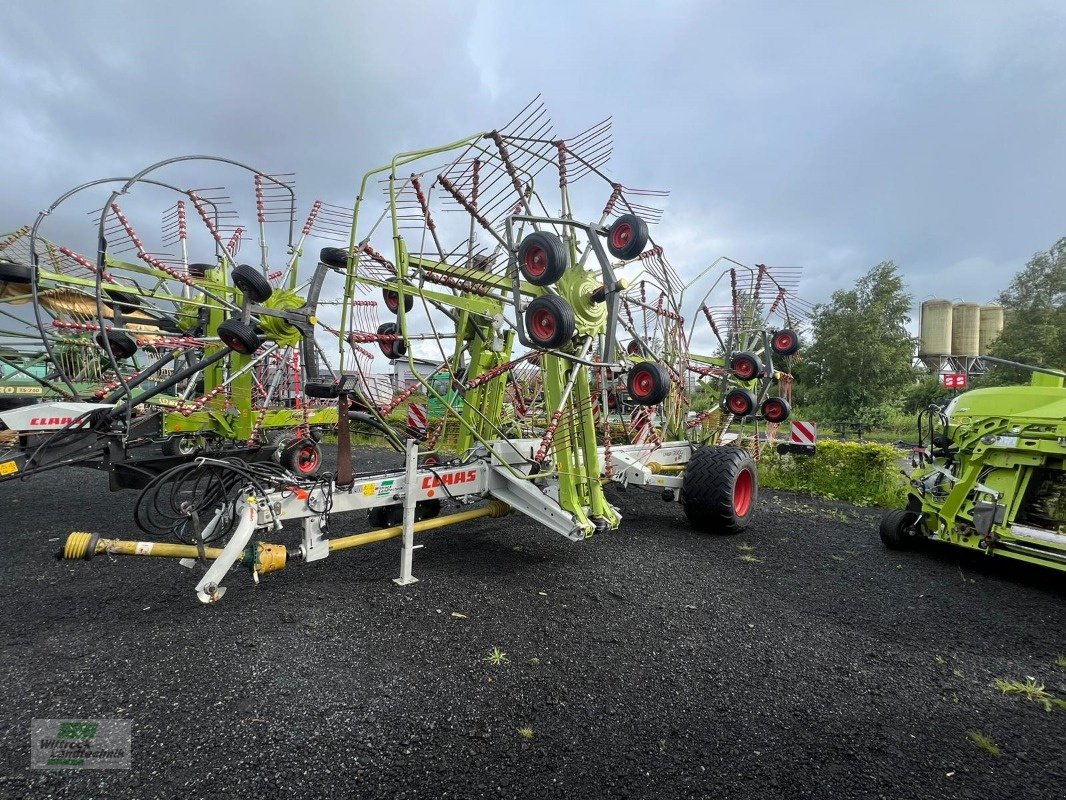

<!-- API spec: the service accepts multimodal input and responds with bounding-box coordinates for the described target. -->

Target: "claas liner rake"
[55,101,809,601]
[0,157,367,488]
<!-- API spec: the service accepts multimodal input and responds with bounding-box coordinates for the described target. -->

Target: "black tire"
[0,260,33,284]
[280,438,322,477]
[217,318,262,355]
[880,509,918,550]
[606,213,650,260]
[627,362,671,405]
[162,435,201,457]
[383,280,414,313]
[94,329,138,360]
[723,387,756,417]
[187,263,213,279]
[524,295,576,349]
[320,247,350,269]
[103,287,142,312]
[770,328,800,356]
[377,322,407,359]
[626,340,645,356]
[517,231,568,285]
[681,446,758,534]
[232,264,273,303]
[729,351,763,381]
[761,396,791,424]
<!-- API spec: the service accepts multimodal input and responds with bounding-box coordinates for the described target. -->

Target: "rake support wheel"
[383,280,415,314]
[217,319,263,355]
[232,264,273,304]
[524,295,576,349]
[770,328,800,356]
[606,213,649,260]
[627,362,671,406]
[680,445,758,534]
[729,351,762,381]
[377,322,407,359]
[280,438,322,477]
[761,396,791,424]
[517,231,568,286]
[723,387,757,417]
[95,330,139,361]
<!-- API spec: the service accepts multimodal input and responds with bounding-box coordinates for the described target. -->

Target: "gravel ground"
[0,447,1063,799]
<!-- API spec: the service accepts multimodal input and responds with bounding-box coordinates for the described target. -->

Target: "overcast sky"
[3,0,1065,324]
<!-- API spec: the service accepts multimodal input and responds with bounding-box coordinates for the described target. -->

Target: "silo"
[919,299,953,355]
[951,302,980,357]
[979,305,1004,355]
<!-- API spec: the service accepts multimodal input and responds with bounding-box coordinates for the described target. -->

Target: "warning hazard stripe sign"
[407,403,428,435]
[790,420,817,446]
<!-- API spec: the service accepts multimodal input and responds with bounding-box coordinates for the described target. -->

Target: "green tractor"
[881,360,1066,572]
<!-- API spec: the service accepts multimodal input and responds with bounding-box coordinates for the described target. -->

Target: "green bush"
[758,439,907,508]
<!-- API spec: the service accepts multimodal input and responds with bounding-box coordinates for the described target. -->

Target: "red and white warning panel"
[407,403,428,439]
[776,419,817,455]
[790,420,817,447]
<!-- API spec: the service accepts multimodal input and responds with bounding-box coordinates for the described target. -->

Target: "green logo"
[58,722,98,740]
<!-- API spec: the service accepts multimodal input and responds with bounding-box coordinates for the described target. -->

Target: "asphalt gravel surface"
[0,447,1063,799]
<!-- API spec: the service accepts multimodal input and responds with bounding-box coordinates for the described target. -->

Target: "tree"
[984,237,1066,383]
[799,262,916,422]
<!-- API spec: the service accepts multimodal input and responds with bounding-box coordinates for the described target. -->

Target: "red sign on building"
[940,372,969,390]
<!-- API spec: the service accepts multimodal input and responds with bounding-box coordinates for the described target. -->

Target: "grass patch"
[484,646,510,667]
[736,554,763,564]
[1055,655,1066,669]
[517,726,535,741]
[758,439,908,508]
[966,730,1001,757]
[993,677,1066,712]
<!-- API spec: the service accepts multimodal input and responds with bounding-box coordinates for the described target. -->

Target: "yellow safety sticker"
[362,483,376,496]
[0,460,18,476]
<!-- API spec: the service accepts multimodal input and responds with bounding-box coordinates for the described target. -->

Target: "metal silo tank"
[951,302,980,357]
[919,299,953,355]
[979,305,1004,355]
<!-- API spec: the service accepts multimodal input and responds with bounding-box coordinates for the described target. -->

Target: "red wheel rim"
[385,291,399,312]
[728,393,751,415]
[733,468,754,517]
[296,445,319,474]
[734,357,755,379]
[531,308,556,342]
[774,332,795,352]
[632,367,654,398]
[220,333,243,352]
[627,340,641,355]
[523,245,547,278]
[611,223,633,251]
[764,399,786,422]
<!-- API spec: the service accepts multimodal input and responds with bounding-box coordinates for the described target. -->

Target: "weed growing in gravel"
[1055,655,1066,669]
[967,730,1001,757]
[736,554,763,564]
[993,677,1066,712]
[517,727,534,741]
[736,543,755,553]
[485,646,511,666]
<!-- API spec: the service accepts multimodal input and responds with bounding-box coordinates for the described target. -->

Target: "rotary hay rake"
[54,100,810,601]
[0,158,377,488]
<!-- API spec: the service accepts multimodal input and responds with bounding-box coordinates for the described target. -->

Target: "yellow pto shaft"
[61,500,512,576]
